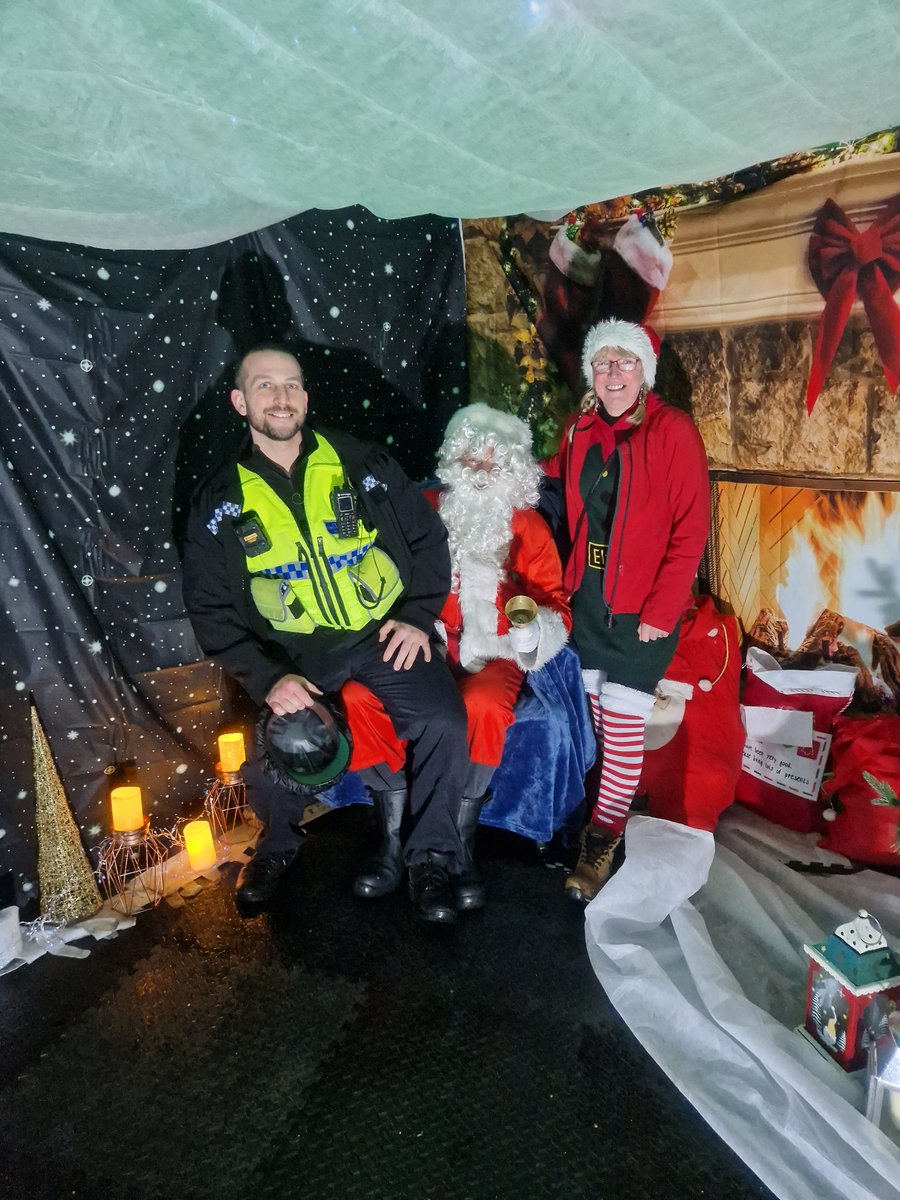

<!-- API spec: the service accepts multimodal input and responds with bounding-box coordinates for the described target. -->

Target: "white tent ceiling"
[2,0,899,249]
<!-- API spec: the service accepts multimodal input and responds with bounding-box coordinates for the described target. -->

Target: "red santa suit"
[343,407,571,773]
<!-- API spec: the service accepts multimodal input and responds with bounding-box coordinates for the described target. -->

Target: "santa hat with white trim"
[440,401,533,458]
[581,319,659,390]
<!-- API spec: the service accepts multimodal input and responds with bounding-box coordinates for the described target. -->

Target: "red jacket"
[542,393,710,635]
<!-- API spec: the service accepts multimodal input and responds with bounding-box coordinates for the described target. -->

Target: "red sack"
[640,596,743,832]
[736,648,857,833]
[818,714,900,867]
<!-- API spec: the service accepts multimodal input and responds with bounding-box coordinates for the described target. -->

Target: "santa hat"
[440,402,533,457]
[581,319,659,390]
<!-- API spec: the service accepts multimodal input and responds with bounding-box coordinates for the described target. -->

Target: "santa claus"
[344,403,571,912]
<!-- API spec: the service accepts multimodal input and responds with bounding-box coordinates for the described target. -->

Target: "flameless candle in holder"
[183,819,218,873]
[204,732,255,839]
[98,786,167,915]
[218,732,246,775]
[111,785,145,834]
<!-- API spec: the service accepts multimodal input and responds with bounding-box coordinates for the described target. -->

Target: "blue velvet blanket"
[320,646,595,844]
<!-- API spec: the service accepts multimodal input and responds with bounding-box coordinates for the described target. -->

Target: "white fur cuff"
[512,607,569,672]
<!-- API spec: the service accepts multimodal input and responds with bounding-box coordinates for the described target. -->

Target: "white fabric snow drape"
[0,1,898,248]
[584,812,900,1200]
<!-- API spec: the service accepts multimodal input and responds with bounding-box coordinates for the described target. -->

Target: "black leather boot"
[408,851,457,924]
[453,794,487,911]
[353,788,406,899]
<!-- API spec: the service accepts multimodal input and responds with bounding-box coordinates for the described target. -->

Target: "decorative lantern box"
[803,910,900,1071]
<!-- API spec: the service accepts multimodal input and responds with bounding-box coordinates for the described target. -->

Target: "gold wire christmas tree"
[31,702,102,923]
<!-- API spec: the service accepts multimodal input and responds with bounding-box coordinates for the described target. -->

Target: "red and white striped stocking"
[590,682,656,835]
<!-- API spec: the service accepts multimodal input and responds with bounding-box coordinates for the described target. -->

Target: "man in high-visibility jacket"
[183,344,468,923]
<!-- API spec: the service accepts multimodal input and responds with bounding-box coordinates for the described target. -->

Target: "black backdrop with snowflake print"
[0,209,466,907]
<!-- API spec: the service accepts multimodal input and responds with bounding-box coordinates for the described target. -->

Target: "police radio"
[330,485,359,538]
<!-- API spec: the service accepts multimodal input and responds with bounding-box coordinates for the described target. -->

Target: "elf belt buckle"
[587,541,607,569]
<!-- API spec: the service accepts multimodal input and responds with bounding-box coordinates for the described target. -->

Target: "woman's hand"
[637,622,668,643]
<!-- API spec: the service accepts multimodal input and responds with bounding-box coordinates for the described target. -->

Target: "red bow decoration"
[805,194,900,413]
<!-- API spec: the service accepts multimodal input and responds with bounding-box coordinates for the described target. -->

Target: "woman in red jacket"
[543,319,710,901]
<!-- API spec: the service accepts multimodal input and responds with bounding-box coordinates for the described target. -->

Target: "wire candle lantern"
[203,733,255,839]
[97,786,167,914]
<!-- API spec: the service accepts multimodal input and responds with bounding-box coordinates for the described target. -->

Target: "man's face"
[231,350,308,446]
[457,444,500,490]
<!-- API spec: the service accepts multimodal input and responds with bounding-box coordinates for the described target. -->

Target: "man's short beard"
[249,413,305,441]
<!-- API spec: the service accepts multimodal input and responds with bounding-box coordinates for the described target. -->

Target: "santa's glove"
[508,622,540,655]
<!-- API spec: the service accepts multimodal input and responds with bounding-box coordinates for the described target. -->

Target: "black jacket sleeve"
[182,488,292,706]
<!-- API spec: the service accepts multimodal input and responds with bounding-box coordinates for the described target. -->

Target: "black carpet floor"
[0,807,777,1200]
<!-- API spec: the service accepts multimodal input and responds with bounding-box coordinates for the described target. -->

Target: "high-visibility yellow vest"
[236,434,402,634]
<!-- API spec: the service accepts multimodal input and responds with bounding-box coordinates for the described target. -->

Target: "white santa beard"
[439,468,517,570]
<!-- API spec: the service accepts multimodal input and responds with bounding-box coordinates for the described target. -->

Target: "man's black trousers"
[244,629,469,869]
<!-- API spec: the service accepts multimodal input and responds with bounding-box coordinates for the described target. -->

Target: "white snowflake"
[97,267,110,281]
[175,763,188,774]
[66,730,79,740]
[88,640,103,654]
[384,263,394,276]
[37,298,51,311]
[9,576,20,587]
[152,380,165,393]
[153,581,167,593]
[0,829,5,839]
[60,429,76,446]
[209,290,218,301]
[108,484,121,497]
[329,306,340,318]
[88,824,101,837]
[346,219,355,230]
[80,359,93,372]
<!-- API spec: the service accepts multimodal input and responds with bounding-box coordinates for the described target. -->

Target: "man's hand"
[265,673,323,715]
[379,620,432,671]
[637,622,668,643]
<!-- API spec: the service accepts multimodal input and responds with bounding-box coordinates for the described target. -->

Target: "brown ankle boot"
[564,825,622,904]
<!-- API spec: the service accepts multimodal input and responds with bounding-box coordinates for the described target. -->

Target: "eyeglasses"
[593,357,638,374]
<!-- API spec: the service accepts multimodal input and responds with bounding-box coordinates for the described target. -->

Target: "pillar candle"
[218,732,246,773]
[184,820,217,872]
[111,786,144,833]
